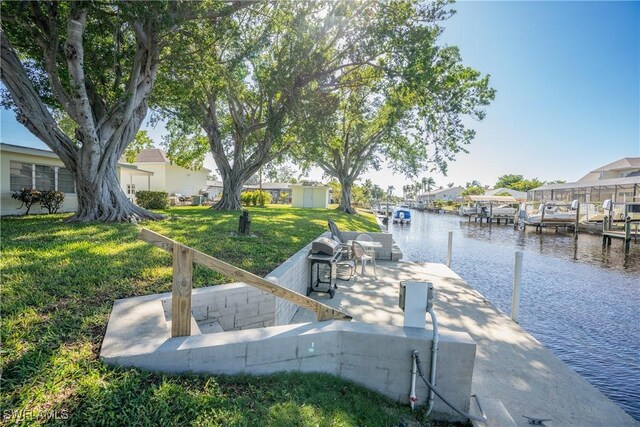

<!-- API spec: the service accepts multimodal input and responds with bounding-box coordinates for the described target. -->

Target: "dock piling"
[574,203,580,240]
[446,230,453,268]
[511,251,523,323]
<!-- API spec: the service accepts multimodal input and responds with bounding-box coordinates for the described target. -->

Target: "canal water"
[389,211,640,421]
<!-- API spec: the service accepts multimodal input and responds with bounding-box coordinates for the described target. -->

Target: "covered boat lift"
[460,195,519,224]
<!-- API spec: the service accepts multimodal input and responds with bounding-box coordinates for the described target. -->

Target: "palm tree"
[426,177,435,193]
[422,177,436,201]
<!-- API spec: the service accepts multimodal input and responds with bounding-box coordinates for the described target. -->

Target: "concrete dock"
[292,261,638,426]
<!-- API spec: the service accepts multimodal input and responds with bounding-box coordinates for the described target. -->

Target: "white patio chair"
[356,233,377,269]
[352,241,375,276]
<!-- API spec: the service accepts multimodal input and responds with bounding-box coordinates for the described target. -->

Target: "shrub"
[135,191,168,209]
[241,190,272,207]
[241,191,253,206]
[254,190,272,207]
[11,188,41,214]
[279,192,289,204]
[39,190,65,214]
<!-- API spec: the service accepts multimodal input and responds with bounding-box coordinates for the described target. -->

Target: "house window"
[9,161,76,193]
[127,184,136,195]
[10,162,33,191]
[35,165,55,191]
[57,168,76,193]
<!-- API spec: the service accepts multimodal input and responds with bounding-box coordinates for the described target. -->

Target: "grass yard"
[1,205,443,426]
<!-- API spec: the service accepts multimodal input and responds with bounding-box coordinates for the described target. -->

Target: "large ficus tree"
[297,0,496,213]
[0,1,247,221]
[155,0,398,210]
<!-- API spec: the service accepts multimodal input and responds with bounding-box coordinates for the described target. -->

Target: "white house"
[290,184,330,208]
[127,148,209,197]
[528,157,640,203]
[1,143,153,216]
[416,186,464,203]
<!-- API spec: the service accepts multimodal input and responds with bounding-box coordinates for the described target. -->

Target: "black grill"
[311,236,340,256]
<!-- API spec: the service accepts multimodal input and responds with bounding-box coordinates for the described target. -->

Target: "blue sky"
[1,1,638,189]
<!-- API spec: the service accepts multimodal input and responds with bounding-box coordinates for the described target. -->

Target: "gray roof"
[590,157,640,173]
[424,186,463,196]
[531,176,640,192]
[0,142,59,159]
[135,148,170,163]
[245,182,291,190]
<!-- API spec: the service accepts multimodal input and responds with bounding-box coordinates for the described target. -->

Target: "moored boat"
[392,207,411,224]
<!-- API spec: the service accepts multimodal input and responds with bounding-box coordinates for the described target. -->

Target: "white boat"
[458,205,479,216]
[458,204,516,217]
[521,204,575,225]
[492,204,517,216]
[392,207,411,224]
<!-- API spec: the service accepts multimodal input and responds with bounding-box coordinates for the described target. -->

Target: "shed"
[290,184,330,209]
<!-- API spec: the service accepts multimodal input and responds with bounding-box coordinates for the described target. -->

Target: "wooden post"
[172,243,193,337]
[574,202,580,240]
[539,203,546,233]
[489,202,493,224]
[138,229,352,322]
[238,210,251,235]
[625,217,631,253]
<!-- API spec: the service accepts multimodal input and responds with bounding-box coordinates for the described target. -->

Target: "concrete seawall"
[293,261,638,426]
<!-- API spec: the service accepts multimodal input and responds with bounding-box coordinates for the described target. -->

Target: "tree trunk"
[338,179,357,215]
[1,27,163,223]
[212,171,244,210]
[70,158,163,222]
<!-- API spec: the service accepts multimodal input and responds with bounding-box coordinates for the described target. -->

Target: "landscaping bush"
[241,190,272,207]
[254,190,272,206]
[39,190,65,214]
[135,191,169,209]
[241,191,253,206]
[11,188,41,214]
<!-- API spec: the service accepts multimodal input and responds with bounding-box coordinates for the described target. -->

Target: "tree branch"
[65,5,98,145]
[0,30,77,167]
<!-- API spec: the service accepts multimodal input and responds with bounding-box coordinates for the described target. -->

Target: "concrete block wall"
[340,231,394,260]
[162,283,276,332]
[264,231,397,325]
[265,239,314,326]
[102,309,476,421]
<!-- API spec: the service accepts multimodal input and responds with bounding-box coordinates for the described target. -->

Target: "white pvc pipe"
[410,351,418,409]
[425,308,439,416]
[512,251,523,322]
[446,231,453,268]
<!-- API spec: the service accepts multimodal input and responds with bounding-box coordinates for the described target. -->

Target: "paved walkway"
[291,261,637,426]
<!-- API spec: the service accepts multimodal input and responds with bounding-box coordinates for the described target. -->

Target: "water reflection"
[389,211,640,421]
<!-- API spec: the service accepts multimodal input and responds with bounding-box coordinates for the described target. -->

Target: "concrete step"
[166,315,202,336]
[198,319,224,334]
[391,245,403,261]
[470,397,517,427]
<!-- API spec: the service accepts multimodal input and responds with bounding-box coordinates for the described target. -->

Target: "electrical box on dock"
[399,281,434,328]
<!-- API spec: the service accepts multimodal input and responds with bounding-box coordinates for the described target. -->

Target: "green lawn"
[1,205,441,426]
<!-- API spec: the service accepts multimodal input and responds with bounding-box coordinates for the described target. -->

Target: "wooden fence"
[138,228,352,337]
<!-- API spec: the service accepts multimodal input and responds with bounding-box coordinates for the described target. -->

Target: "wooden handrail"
[139,228,352,335]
